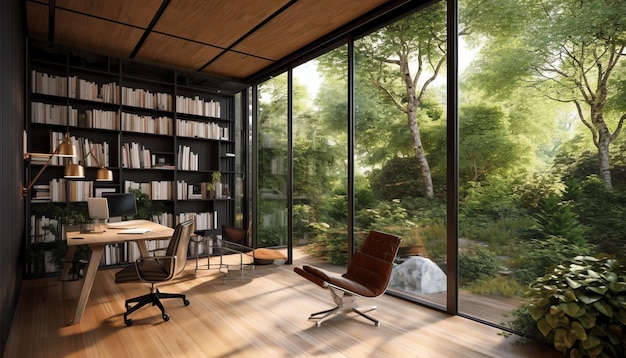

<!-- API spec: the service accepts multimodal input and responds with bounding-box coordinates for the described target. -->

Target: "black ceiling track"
[47,0,55,42]
[196,0,300,72]
[129,0,171,59]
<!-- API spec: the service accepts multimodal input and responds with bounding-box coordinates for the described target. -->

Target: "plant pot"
[397,245,425,257]
[62,278,84,300]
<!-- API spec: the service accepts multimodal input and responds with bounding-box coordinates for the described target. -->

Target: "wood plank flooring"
[4,250,561,358]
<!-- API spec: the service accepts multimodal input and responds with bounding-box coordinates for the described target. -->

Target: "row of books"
[31,179,94,203]
[31,102,69,125]
[29,215,59,243]
[121,113,173,135]
[31,70,68,97]
[176,119,228,140]
[175,95,220,117]
[31,71,224,119]
[69,108,119,130]
[121,141,152,169]
[121,86,173,111]
[124,180,175,200]
[178,211,218,231]
[177,145,199,171]
[44,131,110,167]
[73,78,119,104]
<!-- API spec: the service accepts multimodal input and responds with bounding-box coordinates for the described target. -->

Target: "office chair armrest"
[133,255,177,282]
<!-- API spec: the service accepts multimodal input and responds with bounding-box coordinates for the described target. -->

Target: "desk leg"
[70,244,103,325]
[60,245,76,281]
[136,241,149,257]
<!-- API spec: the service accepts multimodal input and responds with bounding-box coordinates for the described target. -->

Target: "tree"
[459,104,531,182]
[352,2,448,198]
[466,0,626,191]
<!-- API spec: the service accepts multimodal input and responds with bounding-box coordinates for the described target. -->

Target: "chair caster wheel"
[184,299,190,306]
[125,319,132,326]
[162,314,170,322]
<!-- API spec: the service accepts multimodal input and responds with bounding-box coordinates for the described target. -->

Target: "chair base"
[123,288,189,326]
[309,287,380,326]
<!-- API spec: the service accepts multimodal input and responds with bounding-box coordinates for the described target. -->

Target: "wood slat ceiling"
[25,0,395,86]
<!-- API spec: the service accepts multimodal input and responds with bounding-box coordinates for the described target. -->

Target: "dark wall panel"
[0,0,25,354]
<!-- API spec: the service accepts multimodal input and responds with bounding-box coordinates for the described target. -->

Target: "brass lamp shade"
[56,134,77,157]
[64,163,85,178]
[96,167,113,181]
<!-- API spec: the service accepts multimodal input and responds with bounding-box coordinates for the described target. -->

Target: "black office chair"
[115,220,194,326]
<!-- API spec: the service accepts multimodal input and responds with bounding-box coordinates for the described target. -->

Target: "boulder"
[390,256,447,294]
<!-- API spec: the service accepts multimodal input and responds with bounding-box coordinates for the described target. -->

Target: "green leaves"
[526,256,626,357]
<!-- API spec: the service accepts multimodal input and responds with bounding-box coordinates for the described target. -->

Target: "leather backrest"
[344,230,401,296]
[165,220,194,275]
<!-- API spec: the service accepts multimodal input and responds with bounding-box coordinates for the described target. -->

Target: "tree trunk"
[407,107,434,198]
[595,113,613,191]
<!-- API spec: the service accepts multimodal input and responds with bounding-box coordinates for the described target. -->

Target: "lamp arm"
[22,146,60,197]
[87,146,102,167]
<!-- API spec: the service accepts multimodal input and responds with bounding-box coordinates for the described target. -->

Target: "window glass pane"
[293,48,348,264]
[354,1,448,308]
[257,74,288,247]
[458,0,626,334]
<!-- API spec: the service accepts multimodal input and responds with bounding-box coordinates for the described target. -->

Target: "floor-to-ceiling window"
[251,0,626,339]
[256,73,289,247]
[458,0,626,334]
[354,1,448,308]
[292,49,348,257]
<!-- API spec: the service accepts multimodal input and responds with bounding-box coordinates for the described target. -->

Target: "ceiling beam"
[129,0,170,58]
[196,0,299,72]
[48,0,55,42]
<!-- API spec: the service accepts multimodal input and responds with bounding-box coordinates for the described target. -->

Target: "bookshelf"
[25,40,237,276]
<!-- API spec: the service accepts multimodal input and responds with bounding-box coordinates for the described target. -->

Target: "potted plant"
[128,189,163,221]
[212,171,222,199]
[526,255,626,357]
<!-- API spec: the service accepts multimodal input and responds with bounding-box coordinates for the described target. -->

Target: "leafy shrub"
[526,256,626,357]
[513,236,592,285]
[464,276,526,297]
[459,245,501,285]
[305,223,348,265]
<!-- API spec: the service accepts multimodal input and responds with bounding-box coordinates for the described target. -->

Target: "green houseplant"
[526,256,626,358]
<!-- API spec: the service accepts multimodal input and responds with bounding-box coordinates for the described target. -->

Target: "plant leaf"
[592,300,613,317]
[569,321,587,340]
[580,335,602,350]
[577,292,602,305]
[560,302,586,317]
[577,313,596,329]
[566,277,582,289]
[537,318,552,337]
[553,328,575,351]
[586,286,608,295]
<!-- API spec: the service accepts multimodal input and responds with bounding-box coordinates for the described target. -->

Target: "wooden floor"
[4,250,561,358]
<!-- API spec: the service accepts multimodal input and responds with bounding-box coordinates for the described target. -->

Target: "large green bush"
[458,245,501,285]
[526,256,626,357]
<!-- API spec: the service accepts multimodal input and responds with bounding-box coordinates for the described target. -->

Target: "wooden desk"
[63,220,174,325]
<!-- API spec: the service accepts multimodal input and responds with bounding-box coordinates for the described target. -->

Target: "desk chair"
[115,220,194,326]
[294,230,401,326]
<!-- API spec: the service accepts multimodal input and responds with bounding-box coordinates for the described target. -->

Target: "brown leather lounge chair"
[294,230,401,326]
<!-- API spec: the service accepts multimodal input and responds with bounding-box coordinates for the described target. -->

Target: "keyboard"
[116,228,151,234]
[107,220,145,229]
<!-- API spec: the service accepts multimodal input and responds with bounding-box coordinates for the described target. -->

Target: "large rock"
[389,256,447,294]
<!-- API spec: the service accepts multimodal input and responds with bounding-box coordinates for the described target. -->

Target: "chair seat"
[302,265,377,297]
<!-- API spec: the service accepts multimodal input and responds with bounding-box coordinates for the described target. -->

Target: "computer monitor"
[102,192,137,221]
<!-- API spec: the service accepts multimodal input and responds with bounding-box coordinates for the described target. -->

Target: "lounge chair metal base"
[309,287,380,326]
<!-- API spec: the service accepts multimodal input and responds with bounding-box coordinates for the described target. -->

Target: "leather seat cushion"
[115,260,169,283]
